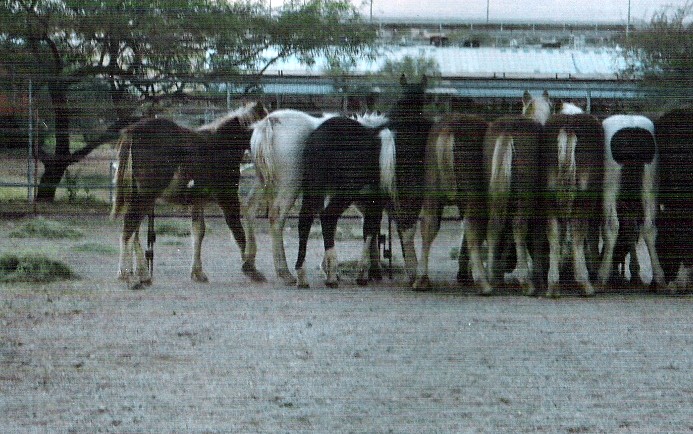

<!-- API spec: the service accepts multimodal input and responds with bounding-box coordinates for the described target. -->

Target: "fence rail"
[1,74,685,216]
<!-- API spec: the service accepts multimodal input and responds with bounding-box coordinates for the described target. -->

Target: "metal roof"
[258,45,629,80]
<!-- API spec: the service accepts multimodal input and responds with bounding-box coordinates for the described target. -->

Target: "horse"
[111,101,268,289]
[413,113,490,293]
[294,75,432,288]
[244,109,337,286]
[597,114,666,289]
[539,101,604,297]
[654,107,693,292]
[482,90,551,295]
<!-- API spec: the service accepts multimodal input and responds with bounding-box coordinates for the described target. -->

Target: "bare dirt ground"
[1,215,692,433]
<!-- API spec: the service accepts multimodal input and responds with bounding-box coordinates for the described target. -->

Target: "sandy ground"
[1,215,692,433]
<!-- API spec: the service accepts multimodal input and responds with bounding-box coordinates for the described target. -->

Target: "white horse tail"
[437,132,456,196]
[250,116,277,186]
[111,132,133,219]
[489,134,514,197]
[379,128,397,201]
[557,128,577,188]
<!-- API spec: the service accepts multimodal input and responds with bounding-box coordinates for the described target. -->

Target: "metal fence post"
[27,79,35,202]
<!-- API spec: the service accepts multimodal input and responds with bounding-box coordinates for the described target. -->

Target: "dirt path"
[1,216,692,432]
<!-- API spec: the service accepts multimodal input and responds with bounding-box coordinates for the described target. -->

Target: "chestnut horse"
[483,90,551,295]
[540,102,604,297]
[414,113,490,293]
[112,102,268,289]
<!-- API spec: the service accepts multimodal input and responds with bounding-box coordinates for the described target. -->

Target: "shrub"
[0,254,76,283]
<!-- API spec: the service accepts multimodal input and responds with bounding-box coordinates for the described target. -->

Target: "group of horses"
[111,75,692,296]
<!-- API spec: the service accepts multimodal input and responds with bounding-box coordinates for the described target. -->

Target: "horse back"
[655,108,693,201]
[126,118,195,193]
[303,116,383,194]
[429,113,488,207]
[543,114,604,184]
[484,116,543,193]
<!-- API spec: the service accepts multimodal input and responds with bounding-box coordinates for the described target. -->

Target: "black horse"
[294,75,432,288]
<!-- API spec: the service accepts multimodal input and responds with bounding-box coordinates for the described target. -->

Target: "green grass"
[155,220,191,237]
[9,217,83,239]
[70,242,118,255]
[0,254,76,283]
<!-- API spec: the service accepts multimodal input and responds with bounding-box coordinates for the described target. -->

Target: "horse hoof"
[356,277,369,286]
[242,263,267,283]
[325,280,339,289]
[369,267,383,282]
[477,285,494,296]
[128,281,147,291]
[278,271,298,286]
[191,271,209,283]
[457,271,472,285]
[545,288,560,299]
[412,276,431,291]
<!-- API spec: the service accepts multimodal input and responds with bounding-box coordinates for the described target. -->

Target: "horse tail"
[379,128,397,202]
[437,131,457,197]
[250,116,276,185]
[557,128,577,207]
[489,134,513,198]
[110,132,133,219]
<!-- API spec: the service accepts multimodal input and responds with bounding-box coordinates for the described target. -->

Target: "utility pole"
[626,0,631,38]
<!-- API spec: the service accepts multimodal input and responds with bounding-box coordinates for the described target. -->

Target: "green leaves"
[622,2,693,104]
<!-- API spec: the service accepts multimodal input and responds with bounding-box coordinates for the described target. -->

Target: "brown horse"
[111,102,268,289]
[413,113,490,293]
[539,102,604,297]
[483,90,550,295]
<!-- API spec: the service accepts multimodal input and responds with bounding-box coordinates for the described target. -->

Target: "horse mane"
[522,90,552,125]
[559,101,584,115]
[197,101,266,133]
[353,112,389,129]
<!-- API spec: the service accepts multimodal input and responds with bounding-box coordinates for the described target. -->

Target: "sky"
[352,0,684,24]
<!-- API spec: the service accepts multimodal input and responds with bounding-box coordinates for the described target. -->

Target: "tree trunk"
[35,158,70,202]
[35,80,71,202]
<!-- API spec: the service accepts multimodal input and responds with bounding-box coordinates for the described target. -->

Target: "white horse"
[244,109,337,285]
[598,114,665,288]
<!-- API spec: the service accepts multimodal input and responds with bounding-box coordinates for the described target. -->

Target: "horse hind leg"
[512,216,535,296]
[190,203,209,283]
[413,200,443,291]
[242,177,262,280]
[219,191,266,283]
[295,193,323,288]
[545,217,562,298]
[356,199,384,286]
[120,205,150,290]
[572,219,595,297]
[269,188,300,286]
[465,217,493,295]
[319,196,352,288]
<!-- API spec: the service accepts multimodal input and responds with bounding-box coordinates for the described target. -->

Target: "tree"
[622,2,693,106]
[0,0,375,201]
